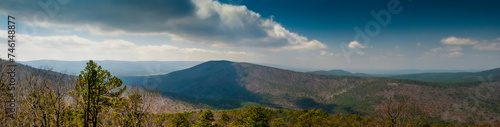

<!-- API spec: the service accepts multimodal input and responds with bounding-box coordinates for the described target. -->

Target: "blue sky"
[1,0,499,70]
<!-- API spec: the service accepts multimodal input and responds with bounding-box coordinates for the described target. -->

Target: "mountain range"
[17,60,500,123]
[308,70,372,77]
[120,60,500,123]
[20,60,202,76]
[388,68,500,83]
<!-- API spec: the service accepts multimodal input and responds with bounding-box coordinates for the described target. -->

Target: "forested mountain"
[308,69,372,77]
[2,59,499,125]
[20,60,202,76]
[389,68,500,83]
[123,60,500,124]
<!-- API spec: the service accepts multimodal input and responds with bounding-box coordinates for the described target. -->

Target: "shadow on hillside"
[161,91,286,110]
[294,98,339,113]
[142,61,279,109]
[294,98,363,114]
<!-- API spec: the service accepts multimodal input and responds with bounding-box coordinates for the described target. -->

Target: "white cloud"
[430,47,443,52]
[175,0,327,50]
[320,50,334,56]
[347,41,366,55]
[0,31,258,61]
[441,51,464,58]
[1,0,326,50]
[395,46,399,49]
[441,36,478,45]
[357,51,365,55]
[417,43,421,47]
[348,41,366,49]
[473,43,500,51]
[421,36,500,59]
[421,46,462,59]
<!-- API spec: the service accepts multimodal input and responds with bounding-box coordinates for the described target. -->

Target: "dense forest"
[0,60,498,126]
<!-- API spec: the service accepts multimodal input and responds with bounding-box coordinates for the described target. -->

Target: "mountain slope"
[123,60,370,109]
[309,69,372,77]
[121,61,500,123]
[20,60,202,76]
[389,68,500,83]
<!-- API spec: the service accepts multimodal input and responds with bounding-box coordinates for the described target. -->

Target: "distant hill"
[349,69,480,76]
[122,60,371,109]
[308,69,372,77]
[20,60,202,76]
[122,60,500,123]
[389,68,500,83]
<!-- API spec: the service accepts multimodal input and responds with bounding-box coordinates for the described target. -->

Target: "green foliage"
[215,111,230,127]
[111,93,145,126]
[271,118,285,127]
[230,106,272,127]
[294,108,330,127]
[169,113,192,127]
[73,60,127,126]
[196,109,215,127]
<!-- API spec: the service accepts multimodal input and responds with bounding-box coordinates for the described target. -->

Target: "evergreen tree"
[215,111,230,127]
[170,113,191,127]
[196,109,215,127]
[271,118,285,127]
[73,60,126,127]
[230,106,271,127]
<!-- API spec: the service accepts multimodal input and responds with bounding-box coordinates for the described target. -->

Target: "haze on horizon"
[1,0,499,71]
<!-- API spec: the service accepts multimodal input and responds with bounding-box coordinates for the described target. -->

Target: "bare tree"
[376,95,438,127]
[114,83,162,126]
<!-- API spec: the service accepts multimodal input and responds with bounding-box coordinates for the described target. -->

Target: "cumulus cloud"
[320,50,334,56]
[472,41,500,51]
[356,51,365,55]
[441,51,464,58]
[429,46,461,52]
[439,36,500,51]
[422,36,500,59]
[421,46,463,59]
[348,41,366,49]
[0,0,326,50]
[430,47,443,52]
[441,36,478,45]
[0,30,258,61]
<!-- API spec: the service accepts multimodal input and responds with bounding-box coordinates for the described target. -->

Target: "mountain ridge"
[121,60,500,124]
[20,60,203,76]
[388,67,500,83]
[11,59,500,123]
[308,69,372,77]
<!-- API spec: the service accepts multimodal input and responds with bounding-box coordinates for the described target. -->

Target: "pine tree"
[73,60,126,127]
[215,111,229,127]
[230,106,271,127]
[271,118,285,127]
[196,109,215,127]
[170,113,191,127]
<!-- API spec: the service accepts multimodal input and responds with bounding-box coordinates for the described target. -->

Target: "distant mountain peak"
[308,69,371,77]
[205,60,234,63]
